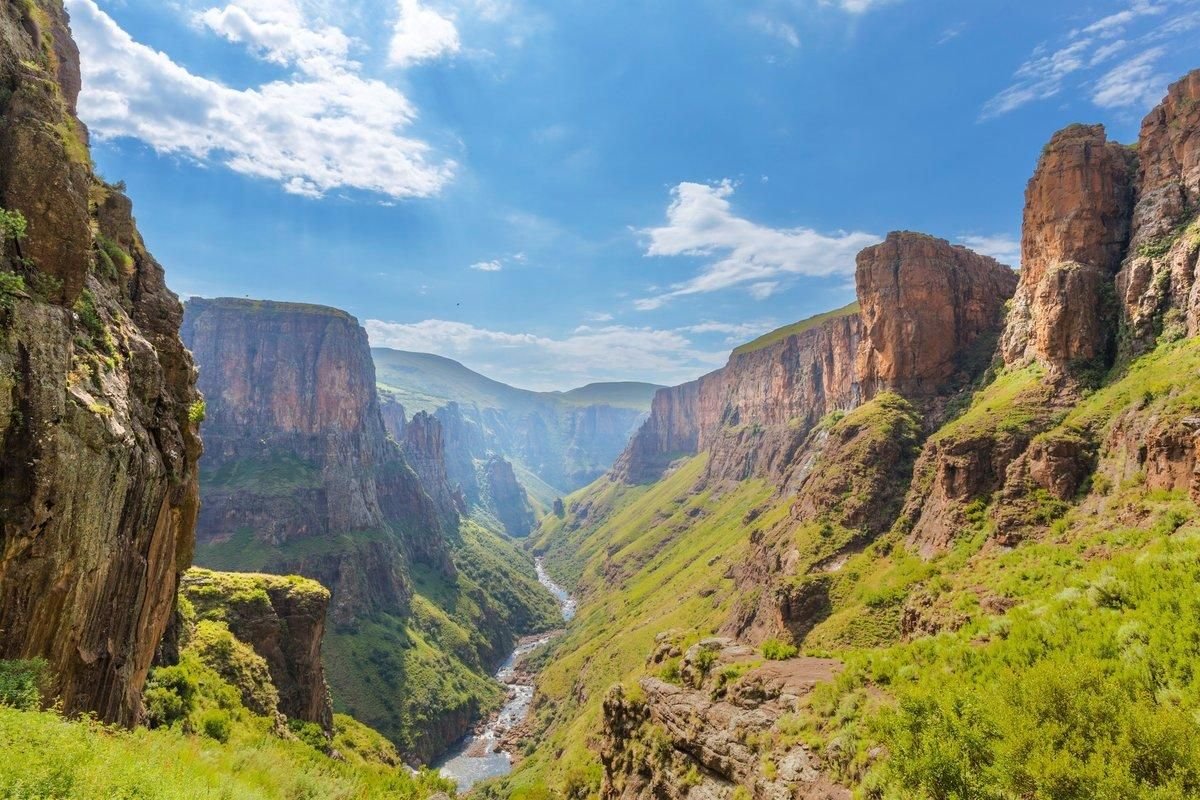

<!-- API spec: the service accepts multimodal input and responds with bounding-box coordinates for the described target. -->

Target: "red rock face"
[0,0,201,725]
[857,232,1017,396]
[182,299,453,621]
[1001,124,1135,368]
[615,311,863,484]
[1118,70,1200,351]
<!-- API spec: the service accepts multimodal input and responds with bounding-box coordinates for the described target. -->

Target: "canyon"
[3,2,1200,799]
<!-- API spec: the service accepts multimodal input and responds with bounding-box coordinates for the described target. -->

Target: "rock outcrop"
[1118,70,1200,354]
[181,568,334,731]
[484,455,536,537]
[601,638,848,800]
[401,411,466,525]
[1000,124,1135,368]
[0,0,200,725]
[858,232,1017,396]
[181,298,452,624]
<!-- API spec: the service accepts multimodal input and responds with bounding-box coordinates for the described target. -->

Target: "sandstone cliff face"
[616,309,864,485]
[484,455,536,537]
[1000,124,1135,368]
[182,298,451,624]
[858,232,1016,396]
[181,568,334,731]
[401,411,466,526]
[1118,70,1200,354]
[0,0,200,725]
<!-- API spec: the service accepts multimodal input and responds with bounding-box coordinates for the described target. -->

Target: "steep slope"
[183,298,559,762]
[373,347,658,506]
[509,69,1200,800]
[0,0,201,725]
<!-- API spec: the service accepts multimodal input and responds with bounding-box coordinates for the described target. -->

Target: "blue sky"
[69,0,1200,390]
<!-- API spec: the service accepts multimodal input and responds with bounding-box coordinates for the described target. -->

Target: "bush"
[0,271,25,315]
[200,709,232,743]
[0,659,46,710]
[761,639,799,660]
[0,208,27,257]
[188,399,207,424]
[143,664,198,728]
[288,718,329,752]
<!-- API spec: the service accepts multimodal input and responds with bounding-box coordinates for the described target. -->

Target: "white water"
[435,557,574,792]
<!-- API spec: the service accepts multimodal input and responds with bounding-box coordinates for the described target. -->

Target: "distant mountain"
[372,349,661,512]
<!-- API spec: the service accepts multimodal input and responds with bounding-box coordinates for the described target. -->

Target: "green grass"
[732,302,860,357]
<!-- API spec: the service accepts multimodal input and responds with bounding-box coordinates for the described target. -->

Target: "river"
[435,557,574,792]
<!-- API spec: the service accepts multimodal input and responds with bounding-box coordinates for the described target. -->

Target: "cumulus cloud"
[66,0,454,199]
[389,0,461,66]
[958,234,1021,267]
[980,0,1195,120]
[635,180,880,310]
[364,319,729,389]
[196,0,350,73]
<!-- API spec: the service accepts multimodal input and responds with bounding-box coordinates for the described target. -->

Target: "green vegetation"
[200,453,322,497]
[732,302,860,356]
[761,639,798,660]
[0,697,452,799]
[0,659,46,710]
[0,208,28,253]
[95,233,133,279]
[0,272,26,315]
[188,399,207,424]
[322,519,559,761]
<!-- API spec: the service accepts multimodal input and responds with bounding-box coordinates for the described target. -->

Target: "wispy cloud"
[980,0,1196,120]
[958,234,1021,267]
[634,180,880,310]
[365,318,729,389]
[67,0,455,199]
[470,260,503,271]
[1092,46,1170,108]
[750,15,800,48]
[823,0,900,13]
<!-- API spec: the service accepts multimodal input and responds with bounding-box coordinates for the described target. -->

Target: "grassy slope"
[732,301,860,356]
[501,455,793,797]
[0,708,452,800]
[511,337,1200,799]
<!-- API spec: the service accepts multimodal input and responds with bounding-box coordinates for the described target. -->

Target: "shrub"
[200,709,232,743]
[0,271,25,315]
[0,208,27,256]
[188,399,207,424]
[143,663,198,728]
[761,639,799,660]
[0,659,46,710]
[288,718,329,752]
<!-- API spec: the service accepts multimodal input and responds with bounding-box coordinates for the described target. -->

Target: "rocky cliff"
[0,0,200,725]
[181,568,333,731]
[617,232,1015,487]
[182,298,452,624]
[615,304,864,485]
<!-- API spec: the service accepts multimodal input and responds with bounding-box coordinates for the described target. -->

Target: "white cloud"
[1092,46,1169,108]
[67,0,455,199]
[980,0,1187,120]
[196,0,350,74]
[389,0,461,66]
[365,318,729,389]
[958,234,1021,267]
[635,180,880,310]
[470,260,503,271]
